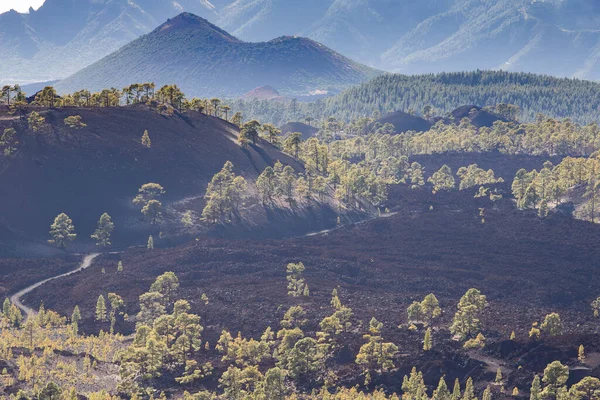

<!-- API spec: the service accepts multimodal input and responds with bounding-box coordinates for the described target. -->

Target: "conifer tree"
[496,367,503,383]
[423,328,432,351]
[27,111,46,132]
[286,262,309,297]
[150,272,179,310]
[181,210,194,227]
[91,212,114,247]
[591,297,600,317]
[540,313,562,337]
[355,318,398,374]
[142,200,163,225]
[108,293,124,334]
[463,377,475,400]
[578,345,586,363]
[49,213,77,249]
[256,167,278,204]
[450,288,487,340]
[71,305,81,335]
[541,361,569,398]
[452,378,461,400]
[432,376,451,400]
[401,367,428,399]
[133,183,165,208]
[147,235,154,249]
[96,295,107,322]
[141,130,151,148]
[410,162,425,189]
[428,164,456,193]
[202,161,247,223]
[264,367,286,399]
[117,261,124,273]
[482,385,492,400]
[3,298,10,316]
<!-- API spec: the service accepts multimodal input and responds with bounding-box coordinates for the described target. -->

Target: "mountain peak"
[55,11,380,98]
[156,12,242,42]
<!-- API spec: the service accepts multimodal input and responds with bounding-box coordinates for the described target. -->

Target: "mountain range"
[2,0,600,86]
[53,13,380,98]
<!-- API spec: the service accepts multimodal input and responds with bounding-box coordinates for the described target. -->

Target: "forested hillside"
[54,13,380,98]
[4,73,600,398]
[231,71,600,125]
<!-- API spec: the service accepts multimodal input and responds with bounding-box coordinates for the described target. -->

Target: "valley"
[1,1,600,398]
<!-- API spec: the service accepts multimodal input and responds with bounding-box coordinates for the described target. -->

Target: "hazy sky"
[0,0,45,13]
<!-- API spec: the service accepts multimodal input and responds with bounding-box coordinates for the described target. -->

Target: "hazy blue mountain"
[0,0,217,84]
[381,0,600,79]
[2,0,600,85]
[54,13,381,97]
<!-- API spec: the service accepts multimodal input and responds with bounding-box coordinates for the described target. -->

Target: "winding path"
[10,253,100,319]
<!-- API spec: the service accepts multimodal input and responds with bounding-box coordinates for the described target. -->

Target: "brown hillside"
[0,105,303,251]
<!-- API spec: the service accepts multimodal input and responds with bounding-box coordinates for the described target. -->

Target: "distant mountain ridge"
[3,0,600,84]
[54,13,381,98]
[0,0,218,84]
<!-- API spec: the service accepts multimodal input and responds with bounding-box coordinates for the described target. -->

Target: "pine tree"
[530,375,541,400]
[117,261,124,273]
[286,262,308,297]
[96,295,107,322]
[401,367,428,399]
[2,298,10,316]
[482,385,492,400]
[48,213,77,249]
[510,331,516,340]
[142,200,162,225]
[423,328,432,351]
[410,162,425,189]
[591,297,600,317]
[463,377,475,400]
[452,378,461,400]
[578,345,586,363]
[512,387,519,396]
[496,367,503,383]
[428,164,456,193]
[432,376,451,400]
[355,318,398,373]
[147,235,154,249]
[142,129,151,148]
[71,305,81,334]
[540,313,562,336]
[450,288,487,339]
[91,212,114,247]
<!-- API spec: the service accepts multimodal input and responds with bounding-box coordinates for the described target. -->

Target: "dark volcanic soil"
[1,147,597,396]
[0,105,305,252]
[22,180,600,394]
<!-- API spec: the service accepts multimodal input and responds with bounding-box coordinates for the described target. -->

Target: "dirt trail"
[468,349,512,374]
[10,253,100,319]
[304,212,398,237]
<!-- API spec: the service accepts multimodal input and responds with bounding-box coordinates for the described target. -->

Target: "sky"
[0,0,45,13]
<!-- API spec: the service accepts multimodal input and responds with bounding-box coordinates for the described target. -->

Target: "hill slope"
[0,105,310,253]
[54,12,381,98]
[231,70,600,125]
